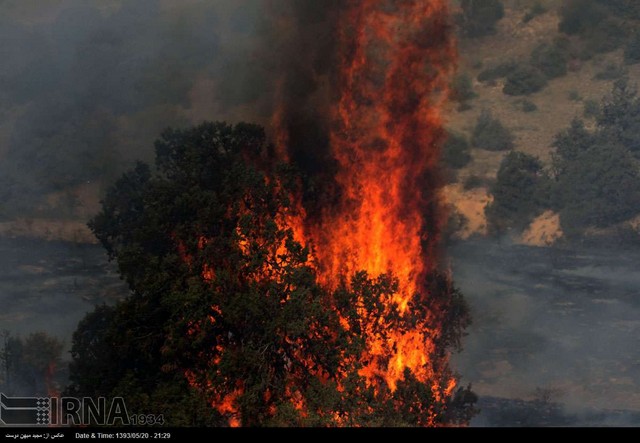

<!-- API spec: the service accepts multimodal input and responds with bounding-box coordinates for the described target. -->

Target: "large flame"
[185,0,458,426]
[288,0,456,395]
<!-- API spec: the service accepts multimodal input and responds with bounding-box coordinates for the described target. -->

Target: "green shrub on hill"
[503,65,548,96]
[486,152,550,233]
[458,0,505,38]
[530,41,569,80]
[443,132,472,170]
[472,110,515,151]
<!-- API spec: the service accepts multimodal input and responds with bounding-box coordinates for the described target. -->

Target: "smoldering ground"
[449,239,640,426]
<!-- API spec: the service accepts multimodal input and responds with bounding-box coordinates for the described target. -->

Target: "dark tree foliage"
[522,2,547,23]
[486,152,550,234]
[551,81,640,238]
[68,122,474,426]
[559,0,609,36]
[597,79,640,156]
[624,31,640,65]
[477,60,517,84]
[450,73,477,108]
[458,0,505,38]
[443,132,472,170]
[598,0,640,20]
[503,65,548,96]
[559,0,634,57]
[552,118,595,174]
[1,331,64,396]
[68,306,120,399]
[472,110,515,151]
[555,140,640,237]
[530,41,569,80]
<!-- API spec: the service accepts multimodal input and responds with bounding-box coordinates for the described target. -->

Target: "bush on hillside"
[450,73,477,106]
[503,65,548,96]
[559,0,608,35]
[458,0,505,38]
[486,151,550,233]
[523,2,547,23]
[443,132,472,170]
[477,60,517,83]
[530,41,569,79]
[471,110,515,151]
[624,32,640,65]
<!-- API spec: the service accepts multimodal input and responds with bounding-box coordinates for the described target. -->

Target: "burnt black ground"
[1,237,639,425]
[449,239,640,426]
[0,237,127,348]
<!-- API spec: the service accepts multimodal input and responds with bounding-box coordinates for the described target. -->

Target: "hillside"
[2,0,640,246]
[445,0,640,245]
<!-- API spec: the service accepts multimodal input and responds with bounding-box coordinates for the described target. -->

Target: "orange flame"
[182,0,458,426]
[45,361,59,398]
[292,0,457,399]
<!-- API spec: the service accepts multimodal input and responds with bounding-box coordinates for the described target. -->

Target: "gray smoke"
[0,0,269,218]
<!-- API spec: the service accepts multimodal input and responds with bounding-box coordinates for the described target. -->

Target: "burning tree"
[69,0,476,427]
[69,122,474,426]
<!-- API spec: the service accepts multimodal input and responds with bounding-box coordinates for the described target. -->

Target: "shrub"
[559,0,608,35]
[583,99,600,119]
[459,0,505,38]
[471,110,515,151]
[624,32,640,65]
[463,174,485,190]
[586,19,629,54]
[551,82,640,238]
[597,79,640,156]
[556,140,640,236]
[503,65,548,96]
[450,73,477,105]
[486,151,550,233]
[552,118,595,172]
[477,60,517,83]
[443,132,472,170]
[523,2,547,23]
[530,42,569,79]
[559,1,628,55]
[605,0,640,20]
[593,62,626,81]
[519,99,538,113]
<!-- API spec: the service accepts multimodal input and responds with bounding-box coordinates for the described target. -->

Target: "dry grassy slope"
[443,2,640,242]
[4,1,639,244]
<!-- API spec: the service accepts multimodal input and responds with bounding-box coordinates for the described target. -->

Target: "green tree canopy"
[472,110,515,151]
[486,151,550,234]
[550,81,640,237]
[552,118,595,173]
[597,79,640,156]
[530,41,569,80]
[554,136,640,237]
[443,131,472,170]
